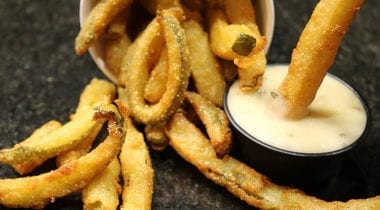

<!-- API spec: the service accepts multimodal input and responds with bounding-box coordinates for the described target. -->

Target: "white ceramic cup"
[79,0,275,84]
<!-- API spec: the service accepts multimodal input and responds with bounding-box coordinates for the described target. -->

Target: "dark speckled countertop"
[0,0,379,209]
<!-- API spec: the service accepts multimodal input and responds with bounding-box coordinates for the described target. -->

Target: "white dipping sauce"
[227,65,367,153]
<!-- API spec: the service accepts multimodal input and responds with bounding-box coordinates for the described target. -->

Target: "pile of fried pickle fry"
[0,0,379,209]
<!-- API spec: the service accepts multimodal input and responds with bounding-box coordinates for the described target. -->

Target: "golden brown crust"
[120,117,154,210]
[8,120,62,174]
[166,112,380,209]
[185,91,232,158]
[279,0,365,118]
[207,0,267,91]
[82,158,122,210]
[183,20,226,107]
[0,106,124,208]
[75,0,133,55]
[0,79,115,174]
[122,9,191,124]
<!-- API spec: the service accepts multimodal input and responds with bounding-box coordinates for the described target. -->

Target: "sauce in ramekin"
[226,65,367,153]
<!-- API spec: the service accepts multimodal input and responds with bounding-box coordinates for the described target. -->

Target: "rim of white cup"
[79,0,275,84]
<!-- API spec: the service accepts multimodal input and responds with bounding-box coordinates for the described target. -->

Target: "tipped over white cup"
[79,0,275,84]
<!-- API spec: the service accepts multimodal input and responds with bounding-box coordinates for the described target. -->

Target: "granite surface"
[0,0,379,209]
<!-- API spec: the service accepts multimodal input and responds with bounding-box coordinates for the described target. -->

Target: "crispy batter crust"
[279,0,365,118]
[166,112,380,209]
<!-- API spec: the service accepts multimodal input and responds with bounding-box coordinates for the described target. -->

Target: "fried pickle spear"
[0,78,115,174]
[185,91,232,158]
[56,126,121,210]
[166,112,380,209]
[0,105,125,209]
[279,0,365,118]
[208,6,252,61]
[82,158,122,210]
[143,46,169,104]
[118,102,154,210]
[121,8,191,124]
[223,0,266,55]
[104,9,132,83]
[56,129,121,210]
[55,121,103,166]
[1,120,62,174]
[75,0,133,55]
[56,123,121,210]
[226,0,267,91]
[118,87,169,152]
[57,104,122,210]
[72,78,116,117]
[208,0,267,91]
[56,78,115,165]
[183,20,226,107]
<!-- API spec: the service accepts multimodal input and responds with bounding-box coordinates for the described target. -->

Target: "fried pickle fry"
[143,46,169,104]
[208,7,253,60]
[82,158,122,210]
[208,0,266,58]
[185,91,232,158]
[104,34,131,83]
[104,9,132,82]
[225,0,267,91]
[183,20,226,107]
[224,0,266,55]
[119,108,154,210]
[103,6,131,39]
[0,78,115,174]
[119,11,166,85]
[75,0,133,55]
[57,115,121,209]
[207,0,267,91]
[279,0,365,118]
[166,112,380,209]
[72,78,116,117]
[0,105,124,209]
[121,8,191,124]
[55,121,103,166]
[57,78,115,165]
[56,122,121,209]
[3,120,62,175]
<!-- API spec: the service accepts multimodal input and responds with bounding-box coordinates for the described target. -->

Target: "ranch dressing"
[227,65,367,153]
